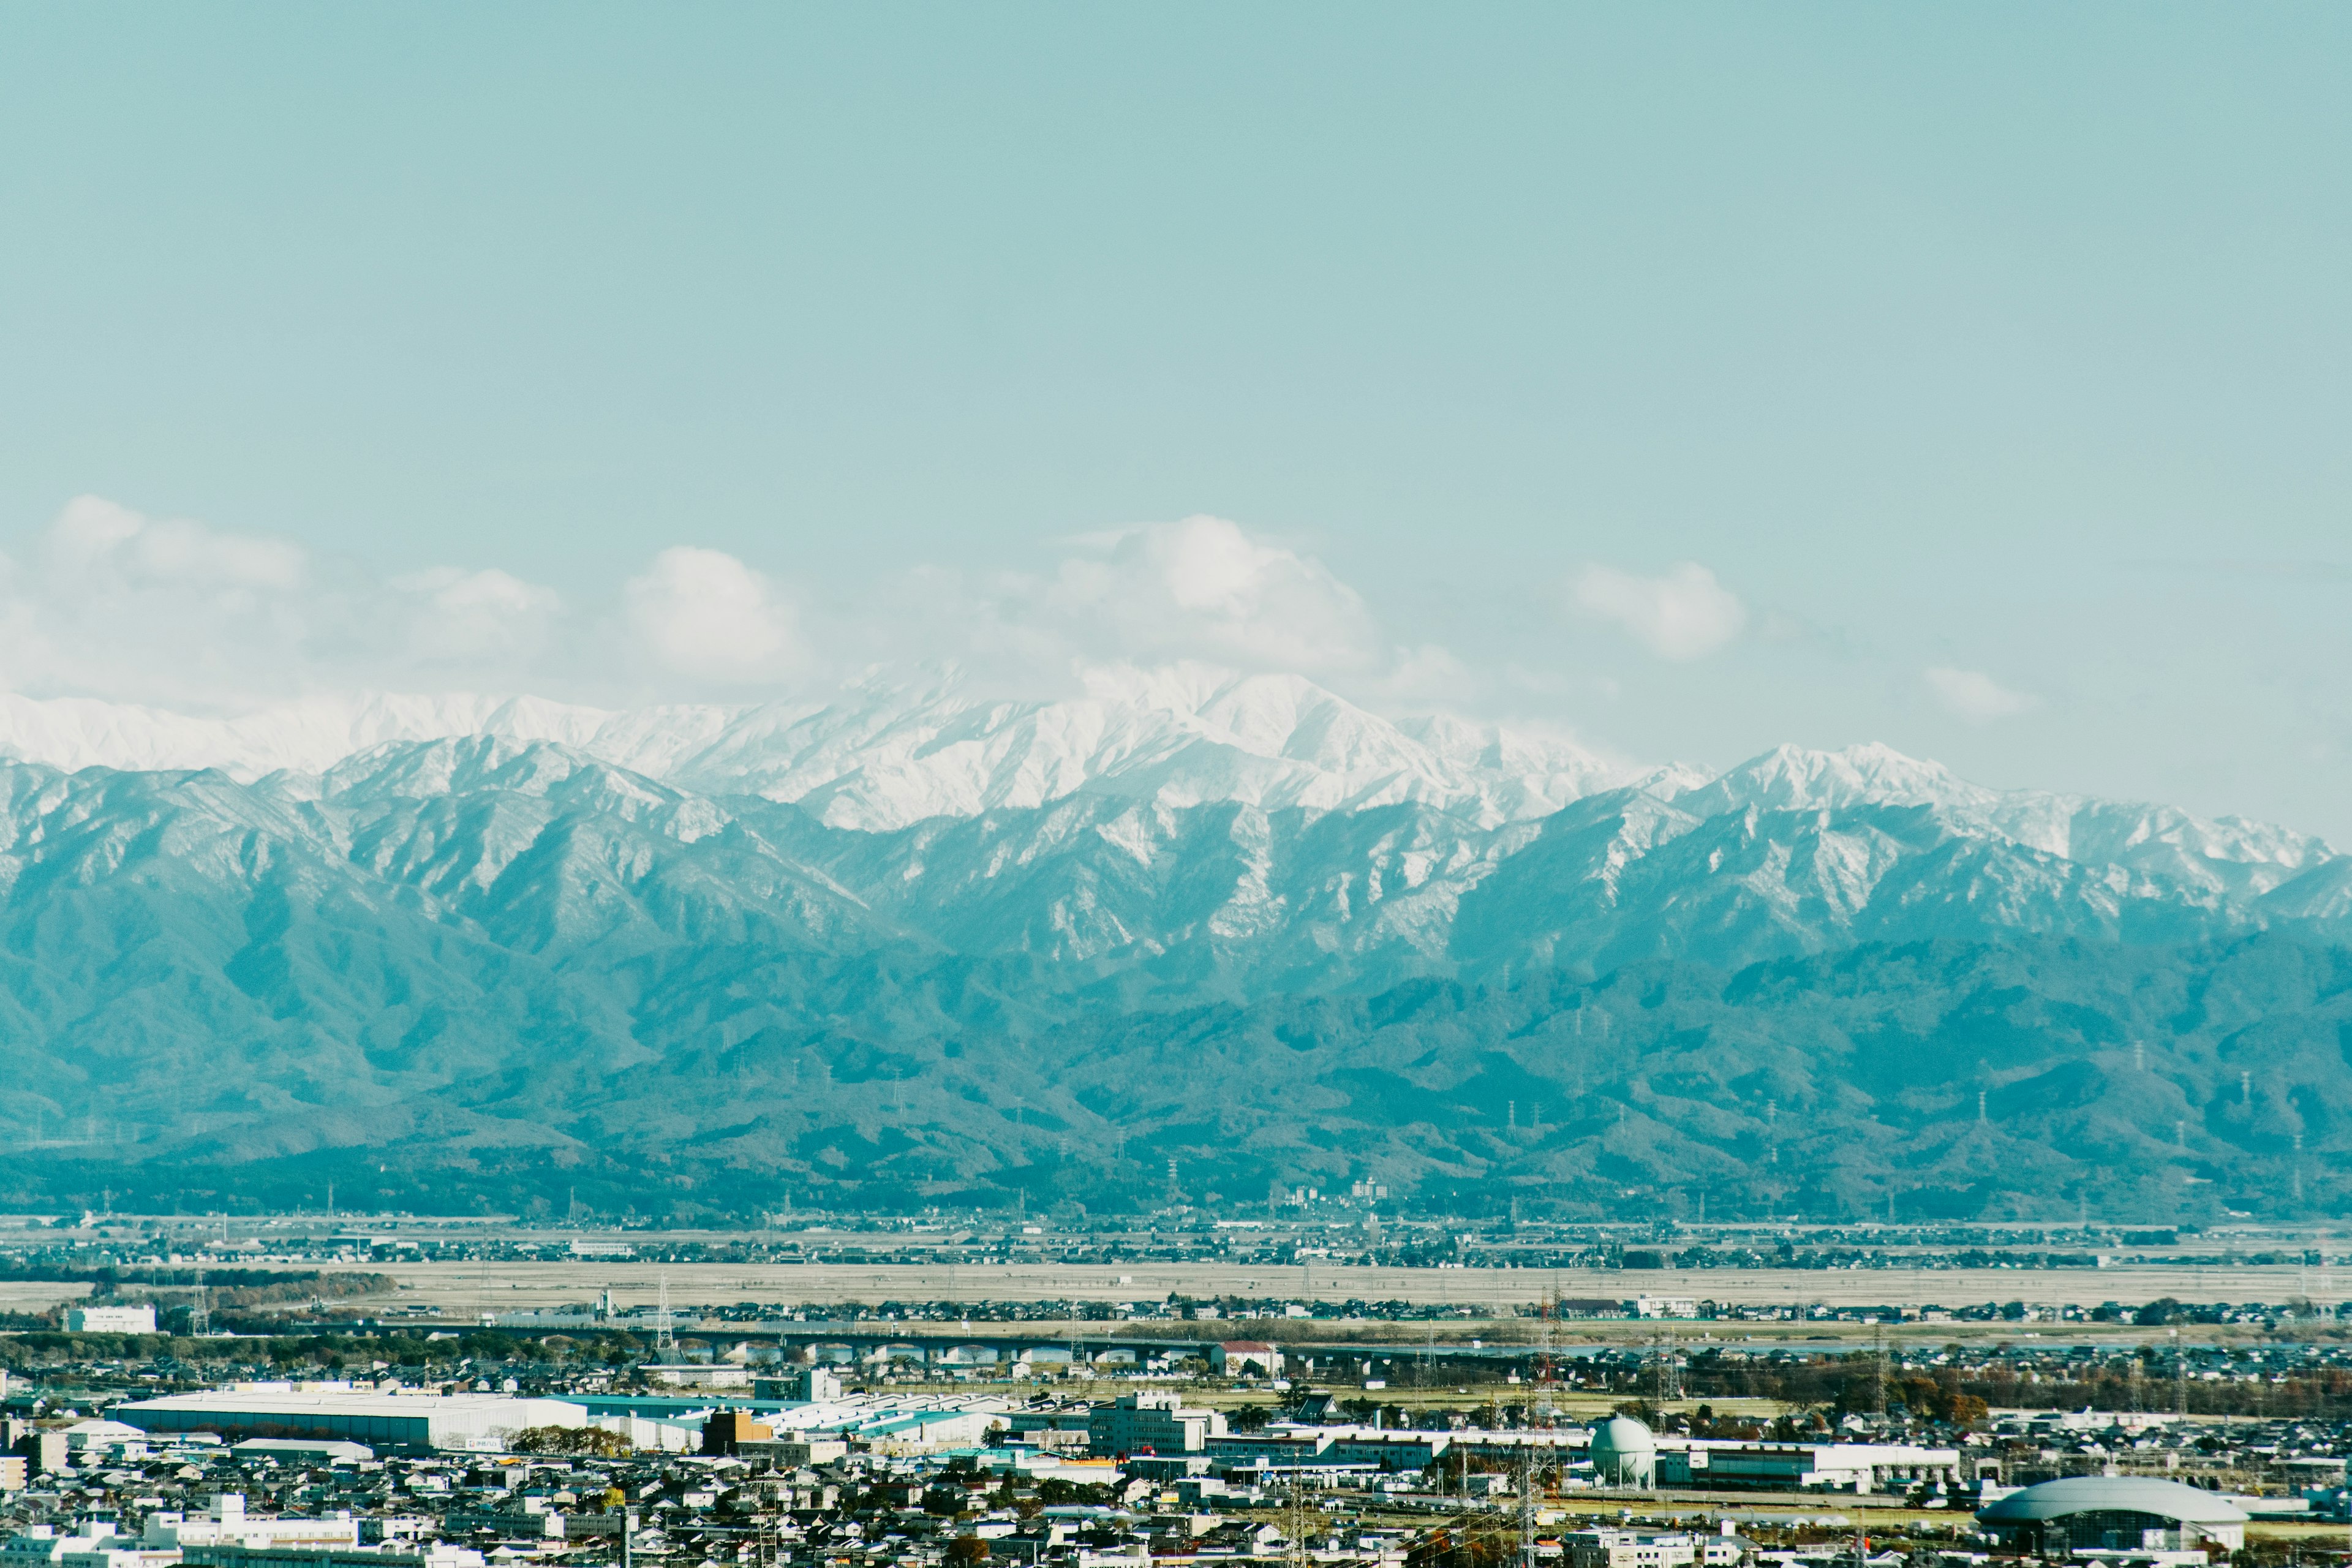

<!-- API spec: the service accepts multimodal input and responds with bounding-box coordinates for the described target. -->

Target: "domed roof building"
[1590,1415,1657,1487]
[1977,1477,2248,1554]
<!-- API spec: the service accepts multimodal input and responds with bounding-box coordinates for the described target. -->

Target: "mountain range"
[0,668,2343,1224]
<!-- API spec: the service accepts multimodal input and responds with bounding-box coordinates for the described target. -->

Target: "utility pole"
[2172,1329,2186,1417]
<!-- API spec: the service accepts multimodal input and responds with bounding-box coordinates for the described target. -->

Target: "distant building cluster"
[0,1360,2332,1568]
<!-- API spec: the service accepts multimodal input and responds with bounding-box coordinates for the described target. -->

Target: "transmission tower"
[655,1274,674,1354]
[1518,1447,1537,1568]
[1872,1321,1888,1419]
[1534,1286,1558,1428]
[1649,1329,1679,1404]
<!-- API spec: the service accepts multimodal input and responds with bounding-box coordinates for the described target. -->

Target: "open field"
[369,1259,2339,1317]
[0,1282,89,1312]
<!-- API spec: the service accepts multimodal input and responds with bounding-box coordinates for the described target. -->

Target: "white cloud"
[622,546,800,683]
[0,496,581,707]
[393,567,563,665]
[1035,514,1384,674]
[1570,561,1746,660]
[1926,665,2040,723]
[43,494,306,591]
[0,498,1444,716]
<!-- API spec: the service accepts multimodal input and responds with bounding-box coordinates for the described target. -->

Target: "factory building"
[1977,1477,2250,1556]
[1087,1392,1226,1458]
[113,1390,590,1453]
[1658,1437,1960,1493]
[1590,1416,1958,1494]
[63,1306,155,1335]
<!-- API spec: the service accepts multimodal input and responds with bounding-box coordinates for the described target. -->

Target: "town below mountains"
[0,669,2343,1222]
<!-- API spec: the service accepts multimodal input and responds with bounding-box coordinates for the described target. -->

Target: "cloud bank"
[1926,665,2039,723]
[0,498,2049,804]
[0,498,1439,712]
[1570,561,1747,660]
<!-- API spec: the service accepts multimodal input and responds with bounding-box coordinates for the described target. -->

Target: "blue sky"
[4,6,2351,835]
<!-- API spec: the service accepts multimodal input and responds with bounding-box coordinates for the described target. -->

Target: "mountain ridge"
[0,674,2340,1221]
[0,671,2330,875]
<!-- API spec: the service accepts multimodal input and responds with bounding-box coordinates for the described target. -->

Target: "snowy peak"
[0,668,1642,832]
[1665,741,1991,818]
[1639,740,2335,894]
[0,677,2329,895]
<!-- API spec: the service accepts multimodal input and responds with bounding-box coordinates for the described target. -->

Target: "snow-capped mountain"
[1656,742,2337,903]
[0,665,1635,832]
[0,696,2342,1218]
[0,666,2333,895]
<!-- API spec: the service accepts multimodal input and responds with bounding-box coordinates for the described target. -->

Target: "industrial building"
[62,1306,155,1335]
[1977,1477,2250,1556]
[1087,1391,1226,1458]
[1657,1436,1960,1493]
[1591,1415,1958,1494]
[112,1390,590,1453]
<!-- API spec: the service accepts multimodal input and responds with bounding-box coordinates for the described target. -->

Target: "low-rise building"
[1209,1343,1283,1378]
[1322,1429,1449,1471]
[115,1391,591,1454]
[1087,1392,1226,1459]
[1976,1477,2250,1556]
[181,1548,484,1568]
[1656,1439,1959,1493]
[64,1306,156,1335]
[5,1523,171,1568]
[1564,1527,1746,1568]
[143,1494,361,1552]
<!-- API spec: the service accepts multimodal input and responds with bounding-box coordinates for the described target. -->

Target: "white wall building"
[5,1523,173,1568]
[1565,1528,1745,1568]
[64,1306,156,1335]
[115,1390,590,1453]
[144,1496,360,1553]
